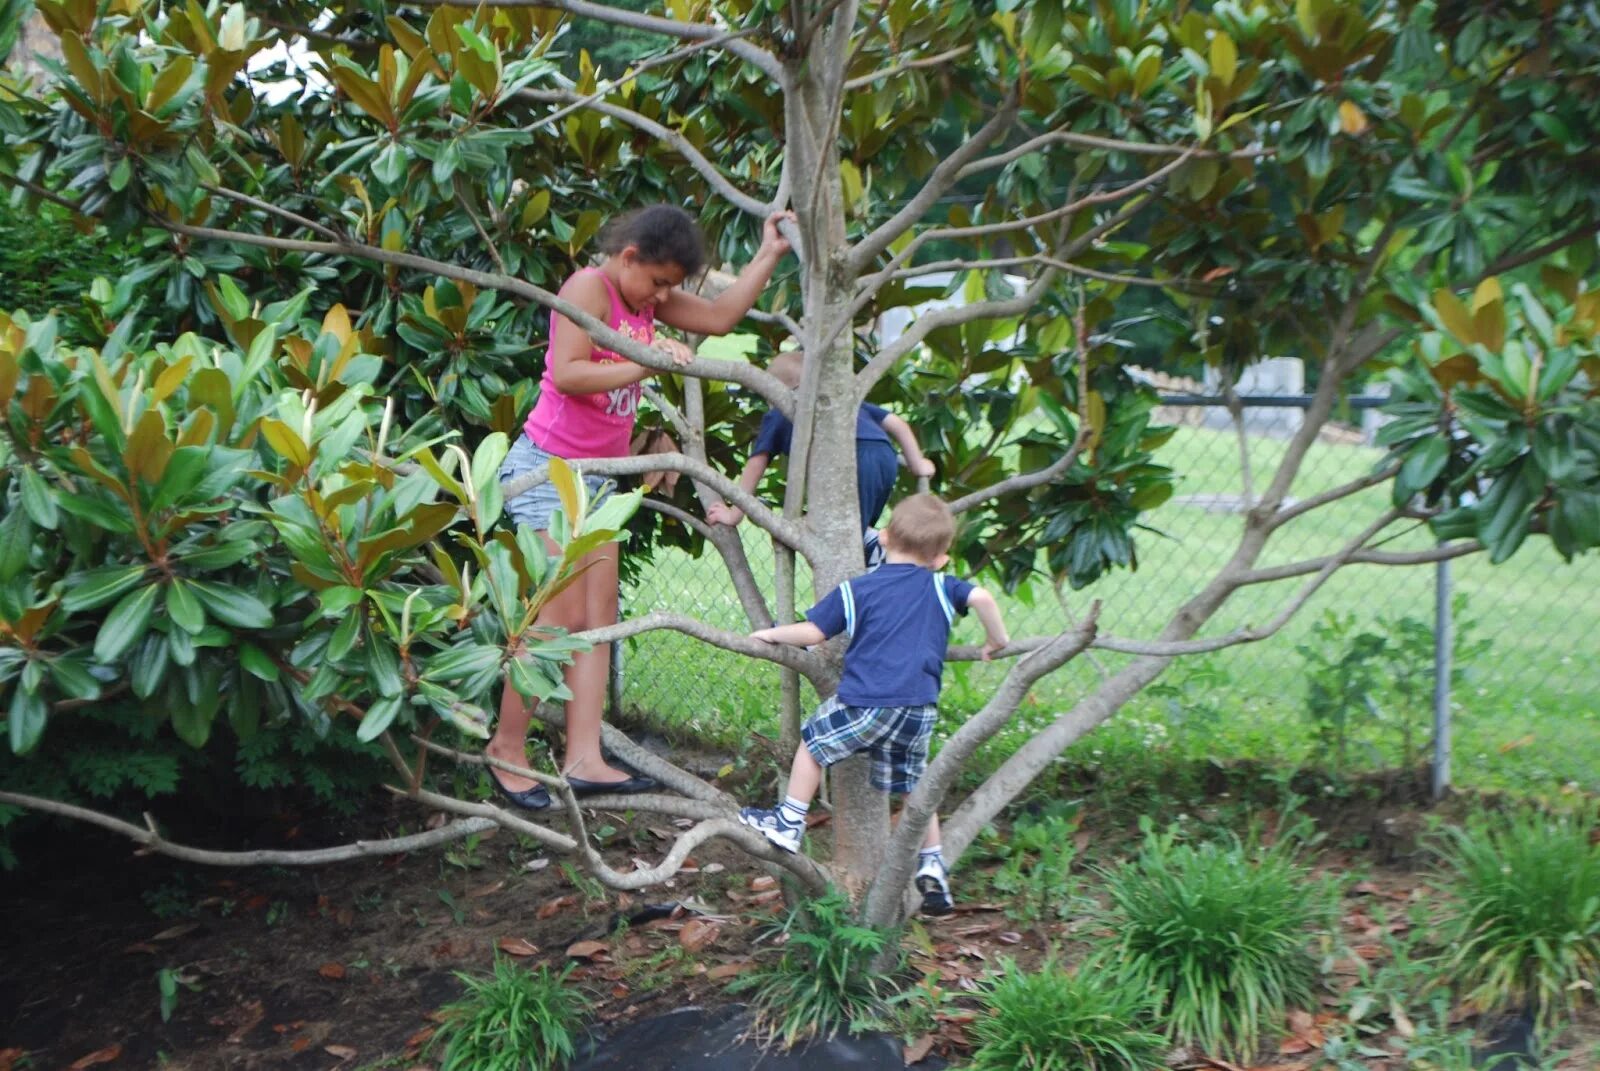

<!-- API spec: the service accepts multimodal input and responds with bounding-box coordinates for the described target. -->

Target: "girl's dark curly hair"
[598,204,706,277]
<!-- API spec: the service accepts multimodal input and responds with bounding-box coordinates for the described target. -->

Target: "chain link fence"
[614,391,1600,789]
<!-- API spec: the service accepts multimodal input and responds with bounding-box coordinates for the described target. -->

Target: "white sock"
[919,845,944,868]
[779,796,809,826]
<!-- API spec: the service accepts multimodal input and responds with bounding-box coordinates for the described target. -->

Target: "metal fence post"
[1432,559,1453,800]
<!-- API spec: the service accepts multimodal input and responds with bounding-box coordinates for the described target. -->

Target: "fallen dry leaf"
[523,857,551,872]
[903,1034,935,1065]
[318,962,346,980]
[678,919,721,954]
[537,895,577,920]
[224,1000,266,1044]
[0,1048,23,1071]
[67,1045,123,1070]
[122,942,161,955]
[566,940,610,961]
[290,1036,311,1054]
[469,879,507,899]
[997,932,1022,944]
[149,923,201,942]
[404,1026,435,1052]
[750,875,777,891]
[497,937,540,956]
[324,1044,357,1061]
[271,1020,305,1035]
[1199,1057,1247,1071]
[707,961,753,981]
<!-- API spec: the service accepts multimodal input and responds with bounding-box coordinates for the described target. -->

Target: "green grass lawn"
[617,426,1600,795]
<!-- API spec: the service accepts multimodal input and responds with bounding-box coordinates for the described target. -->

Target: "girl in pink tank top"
[487,205,797,805]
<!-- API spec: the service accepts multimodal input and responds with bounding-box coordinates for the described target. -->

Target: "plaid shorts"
[801,695,938,794]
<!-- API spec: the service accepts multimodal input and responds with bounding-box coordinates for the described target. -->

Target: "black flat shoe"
[487,765,551,811]
[566,774,659,796]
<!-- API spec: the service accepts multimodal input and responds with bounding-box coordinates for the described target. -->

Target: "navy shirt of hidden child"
[806,563,974,708]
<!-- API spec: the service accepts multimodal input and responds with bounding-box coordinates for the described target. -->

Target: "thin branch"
[960,129,1268,178]
[204,183,344,242]
[453,178,506,274]
[408,0,783,80]
[1238,539,1483,585]
[573,610,819,674]
[500,451,810,553]
[1476,221,1600,281]
[1087,509,1405,656]
[518,89,769,217]
[1265,463,1400,531]
[842,44,971,90]
[0,790,497,866]
[848,87,1021,272]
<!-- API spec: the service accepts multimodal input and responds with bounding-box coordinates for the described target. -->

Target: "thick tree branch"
[0,790,498,865]
[204,182,344,241]
[1265,463,1400,531]
[960,130,1268,178]
[154,218,794,409]
[862,612,1100,929]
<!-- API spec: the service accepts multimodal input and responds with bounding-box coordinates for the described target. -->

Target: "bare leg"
[921,812,942,852]
[487,542,631,790]
[781,745,824,805]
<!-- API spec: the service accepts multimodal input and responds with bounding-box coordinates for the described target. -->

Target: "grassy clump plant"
[429,957,591,1071]
[733,887,896,1049]
[1430,804,1600,1033]
[1095,819,1330,1062]
[967,958,1167,1071]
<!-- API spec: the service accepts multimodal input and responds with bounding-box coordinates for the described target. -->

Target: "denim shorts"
[498,435,610,531]
[801,694,939,794]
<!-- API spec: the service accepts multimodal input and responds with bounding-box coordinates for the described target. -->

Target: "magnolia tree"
[1,0,1599,927]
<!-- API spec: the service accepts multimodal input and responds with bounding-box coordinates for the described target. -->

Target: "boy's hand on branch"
[707,502,745,526]
[909,457,936,478]
[980,634,1010,661]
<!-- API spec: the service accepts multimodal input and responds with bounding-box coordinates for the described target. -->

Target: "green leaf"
[19,468,58,530]
[187,580,275,630]
[130,632,170,698]
[1394,436,1449,504]
[48,657,101,701]
[62,565,149,612]
[420,643,503,682]
[8,684,46,754]
[0,507,32,581]
[94,584,161,663]
[239,642,280,682]
[170,699,215,748]
[357,695,403,742]
[318,585,365,618]
[164,580,206,634]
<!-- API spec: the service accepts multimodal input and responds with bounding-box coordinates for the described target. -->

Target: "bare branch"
[848,88,1021,272]
[409,0,783,80]
[843,44,971,90]
[500,451,809,553]
[0,790,498,866]
[1264,463,1400,531]
[518,89,769,217]
[1239,539,1483,585]
[961,130,1268,178]
[453,178,507,274]
[153,218,794,408]
[204,182,344,242]
[574,610,819,674]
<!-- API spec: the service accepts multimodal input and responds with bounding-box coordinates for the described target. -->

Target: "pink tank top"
[523,268,656,459]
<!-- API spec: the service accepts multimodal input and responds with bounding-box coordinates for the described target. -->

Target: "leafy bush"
[1430,805,1600,1032]
[429,958,591,1071]
[967,959,1166,1071]
[985,805,1083,923]
[1095,822,1331,1061]
[734,888,896,1049]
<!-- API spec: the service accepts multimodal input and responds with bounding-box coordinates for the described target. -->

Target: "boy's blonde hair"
[769,349,804,388]
[884,493,956,563]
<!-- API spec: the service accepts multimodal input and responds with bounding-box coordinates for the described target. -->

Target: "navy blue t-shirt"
[806,563,974,707]
[751,403,891,459]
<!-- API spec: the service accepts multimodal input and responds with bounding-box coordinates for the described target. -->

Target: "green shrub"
[967,959,1167,1071]
[1431,805,1600,1032]
[733,888,895,1049]
[429,958,591,1071]
[1095,823,1330,1061]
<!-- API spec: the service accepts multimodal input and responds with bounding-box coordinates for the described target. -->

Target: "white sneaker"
[915,856,953,916]
[739,806,803,853]
[863,529,886,571]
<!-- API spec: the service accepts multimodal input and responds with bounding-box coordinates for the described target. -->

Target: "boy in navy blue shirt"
[740,494,1009,915]
[706,349,935,567]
